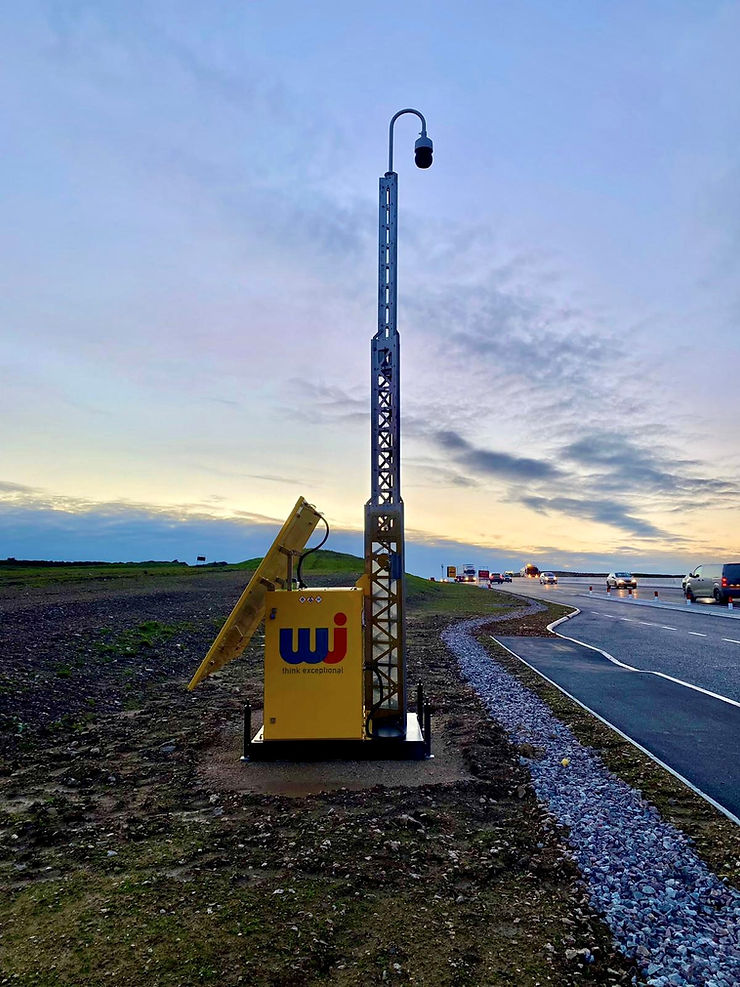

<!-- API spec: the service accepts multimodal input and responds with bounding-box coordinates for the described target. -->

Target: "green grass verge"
[0,552,484,604]
[0,561,190,588]
[238,548,363,573]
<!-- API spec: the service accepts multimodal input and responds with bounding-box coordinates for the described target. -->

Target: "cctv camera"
[414,135,433,169]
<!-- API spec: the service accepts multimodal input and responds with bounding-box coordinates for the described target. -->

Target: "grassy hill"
[239,548,435,598]
[0,551,437,597]
[238,549,362,573]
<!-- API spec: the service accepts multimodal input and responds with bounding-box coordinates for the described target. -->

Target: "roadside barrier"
[606,585,611,595]
[686,596,692,606]
[654,590,659,599]
[729,599,735,611]
[589,585,593,594]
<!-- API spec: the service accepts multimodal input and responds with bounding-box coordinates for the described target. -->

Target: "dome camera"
[414,135,433,169]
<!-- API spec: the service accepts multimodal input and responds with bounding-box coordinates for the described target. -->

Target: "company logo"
[279,613,348,665]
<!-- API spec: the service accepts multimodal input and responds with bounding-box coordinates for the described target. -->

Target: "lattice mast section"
[364,170,407,737]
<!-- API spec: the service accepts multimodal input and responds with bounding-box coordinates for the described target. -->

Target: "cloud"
[402,528,691,577]
[404,237,631,413]
[404,458,480,490]
[0,481,35,495]
[197,466,302,485]
[288,379,367,424]
[428,428,561,483]
[0,505,278,565]
[0,477,718,575]
[0,480,315,564]
[0,481,283,528]
[30,1,376,309]
[560,432,739,504]
[521,494,670,540]
[411,418,736,543]
[0,479,366,566]
[512,430,739,542]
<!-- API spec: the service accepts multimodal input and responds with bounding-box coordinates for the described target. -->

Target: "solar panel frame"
[187,496,322,690]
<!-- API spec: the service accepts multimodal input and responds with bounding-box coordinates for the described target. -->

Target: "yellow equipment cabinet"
[263,587,364,741]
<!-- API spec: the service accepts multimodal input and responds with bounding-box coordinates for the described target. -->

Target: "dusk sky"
[2,1,739,575]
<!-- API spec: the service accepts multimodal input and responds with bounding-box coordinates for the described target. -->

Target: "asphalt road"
[494,633,740,821]
[498,578,740,702]
[509,575,689,607]
[492,578,740,820]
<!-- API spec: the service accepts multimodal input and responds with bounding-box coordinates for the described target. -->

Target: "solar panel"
[187,496,322,690]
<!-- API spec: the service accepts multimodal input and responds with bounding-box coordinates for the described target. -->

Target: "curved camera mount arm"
[388,108,430,173]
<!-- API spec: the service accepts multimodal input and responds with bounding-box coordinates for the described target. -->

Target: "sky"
[2,0,739,576]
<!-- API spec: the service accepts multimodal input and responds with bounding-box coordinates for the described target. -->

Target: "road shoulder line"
[490,634,740,827]
[545,611,740,709]
[572,592,740,620]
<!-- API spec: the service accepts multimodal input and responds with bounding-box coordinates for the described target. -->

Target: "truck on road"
[520,563,540,579]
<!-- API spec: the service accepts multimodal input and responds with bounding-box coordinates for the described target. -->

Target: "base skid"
[244,713,429,762]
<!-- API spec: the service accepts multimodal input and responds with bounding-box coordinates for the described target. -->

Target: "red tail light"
[722,576,728,587]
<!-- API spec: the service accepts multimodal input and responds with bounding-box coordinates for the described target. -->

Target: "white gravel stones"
[444,616,740,987]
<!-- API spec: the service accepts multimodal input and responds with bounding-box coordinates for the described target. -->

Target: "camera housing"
[414,135,433,169]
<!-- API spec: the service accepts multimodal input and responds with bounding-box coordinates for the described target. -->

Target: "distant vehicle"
[462,563,476,583]
[539,572,557,585]
[606,572,637,590]
[683,563,740,604]
[503,573,513,582]
[489,572,504,584]
[520,563,540,579]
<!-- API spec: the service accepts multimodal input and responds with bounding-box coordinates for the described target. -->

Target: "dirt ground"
[0,569,642,985]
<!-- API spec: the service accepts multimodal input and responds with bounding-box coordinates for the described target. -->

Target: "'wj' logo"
[279,613,348,665]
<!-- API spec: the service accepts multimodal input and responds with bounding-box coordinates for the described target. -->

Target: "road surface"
[498,578,740,701]
[491,579,740,821]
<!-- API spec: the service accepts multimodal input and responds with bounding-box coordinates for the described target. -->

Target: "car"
[540,572,557,585]
[683,563,740,604]
[503,573,513,582]
[606,572,637,590]
[489,572,504,584]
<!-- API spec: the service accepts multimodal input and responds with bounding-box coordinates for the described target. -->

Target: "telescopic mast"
[364,109,433,738]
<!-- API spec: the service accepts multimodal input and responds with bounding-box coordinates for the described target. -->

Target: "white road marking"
[491,633,740,825]
[659,626,677,631]
[722,638,740,645]
[621,617,635,622]
[542,624,740,708]
[688,632,707,637]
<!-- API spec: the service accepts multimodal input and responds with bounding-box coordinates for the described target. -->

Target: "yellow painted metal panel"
[187,496,321,690]
[263,588,364,740]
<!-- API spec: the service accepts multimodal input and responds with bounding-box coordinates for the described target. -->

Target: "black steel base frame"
[242,686,432,762]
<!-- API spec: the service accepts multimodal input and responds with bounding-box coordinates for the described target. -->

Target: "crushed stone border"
[444,614,740,987]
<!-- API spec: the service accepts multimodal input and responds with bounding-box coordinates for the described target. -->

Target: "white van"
[683,563,740,604]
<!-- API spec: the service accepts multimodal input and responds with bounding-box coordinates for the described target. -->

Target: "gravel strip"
[444,615,740,987]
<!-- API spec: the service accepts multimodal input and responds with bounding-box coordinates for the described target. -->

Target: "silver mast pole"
[364,109,431,739]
